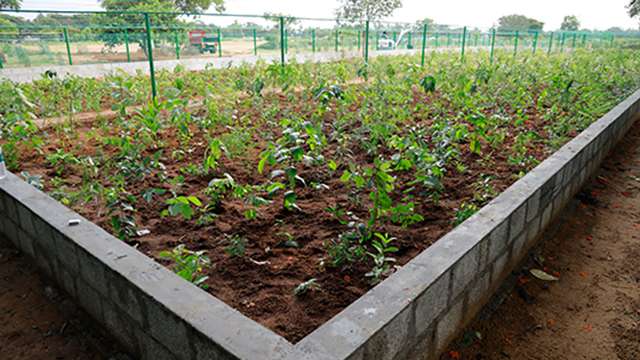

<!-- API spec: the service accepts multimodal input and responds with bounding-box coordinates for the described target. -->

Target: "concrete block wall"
[290,88,640,360]
[1,88,639,359]
[0,174,293,360]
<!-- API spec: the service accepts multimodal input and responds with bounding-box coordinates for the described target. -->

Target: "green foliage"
[454,202,479,226]
[162,195,202,220]
[497,14,544,32]
[225,234,247,257]
[560,15,580,31]
[159,244,211,287]
[336,0,402,24]
[365,233,398,284]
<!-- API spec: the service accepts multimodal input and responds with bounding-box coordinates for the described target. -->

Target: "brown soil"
[0,235,128,360]
[8,85,575,343]
[442,120,640,359]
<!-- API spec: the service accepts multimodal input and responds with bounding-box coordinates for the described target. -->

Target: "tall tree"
[100,0,224,13]
[0,0,21,10]
[497,14,544,32]
[95,0,225,56]
[336,0,402,24]
[628,0,640,18]
[560,15,580,31]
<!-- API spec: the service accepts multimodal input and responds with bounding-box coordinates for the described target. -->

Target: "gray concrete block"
[414,273,449,341]
[508,204,526,242]
[137,330,177,360]
[78,251,108,297]
[403,325,434,360]
[451,247,479,300]
[491,248,511,285]
[145,296,194,360]
[526,214,541,248]
[17,228,35,258]
[76,279,104,324]
[103,299,141,355]
[363,304,414,360]
[54,231,79,273]
[55,263,77,298]
[191,332,232,360]
[2,193,18,222]
[488,219,509,262]
[31,215,56,254]
[435,299,464,352]
[466,269,491,317]
[107,270,148,328]
[540,203,553,232]
[525,189,540,223]
[1,216,19,246]
[512,232,527,263]
[31,236,58,279]
[16,202,36,237]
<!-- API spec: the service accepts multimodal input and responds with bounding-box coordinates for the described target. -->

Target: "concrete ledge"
[1,88,639,359]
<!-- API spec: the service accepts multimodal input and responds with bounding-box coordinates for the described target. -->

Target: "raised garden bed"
[2,50,640,359]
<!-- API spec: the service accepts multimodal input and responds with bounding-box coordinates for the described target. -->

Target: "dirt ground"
[0,236,128,360]
[442,121,640,359]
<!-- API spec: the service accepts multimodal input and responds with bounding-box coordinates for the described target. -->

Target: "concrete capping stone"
[0,88,639,360]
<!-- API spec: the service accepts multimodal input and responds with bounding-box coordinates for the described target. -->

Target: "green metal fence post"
[364,20,370,63]
[572,32,577,49]
[548,32,554,54]
[174,30,180,59]
[447,32,451,47]
[461,26,467,60]
[124,28,131,62]
[560,32,565,52]
[312,29,316,53]
[581,33,587,48]
[435,32,439,48]
[532,31,538,54]
[335,29,339,52]
[143,13,157,100]
[253,28,257,55]
[407,31,412,49]
[63,27,72,65]
[513,30,519,56]
[357,30,361,50]
[279,16,285,67]
[217,28,222,57]
[490,28,496,63]
[610,34,615,48]
[420,23,427,67]
[375,31,379,50]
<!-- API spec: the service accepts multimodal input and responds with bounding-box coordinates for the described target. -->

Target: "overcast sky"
[16,0,640,31]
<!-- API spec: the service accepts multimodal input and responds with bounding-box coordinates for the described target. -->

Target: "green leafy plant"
[225,234,247,257]
[365,233,398,284]
[162,195,202,220]
[159,245,211,287]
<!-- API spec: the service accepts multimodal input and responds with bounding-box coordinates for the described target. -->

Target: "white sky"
[15,0,640,31]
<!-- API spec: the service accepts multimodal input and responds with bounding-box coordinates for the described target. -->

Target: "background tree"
[336,0,402,24]
[95,0,225,57]
[628,0,640,18]
[497,14,544,32]
[0,0,21,10]
[560,15,580,31]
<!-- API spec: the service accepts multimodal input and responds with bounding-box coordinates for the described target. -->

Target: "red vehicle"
[188,30,218,54]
